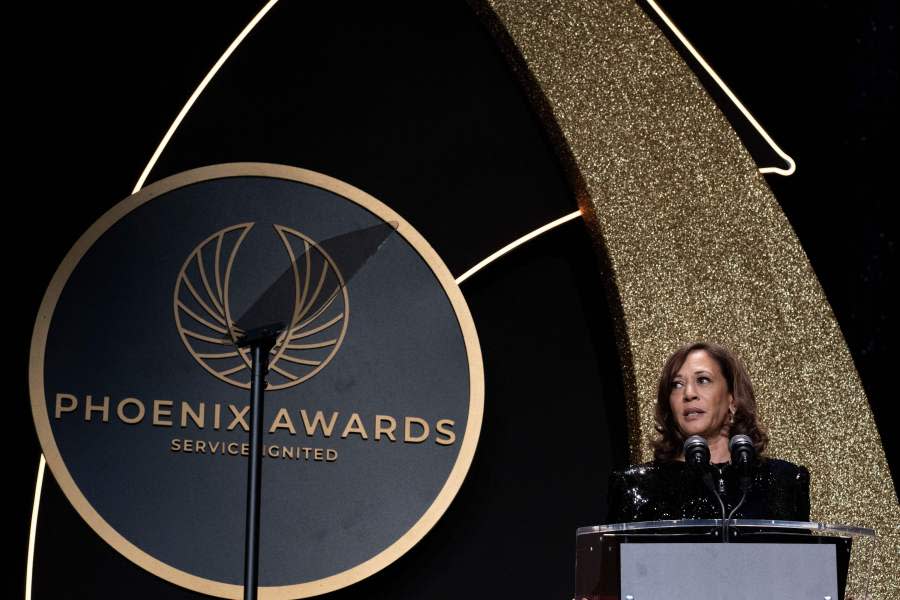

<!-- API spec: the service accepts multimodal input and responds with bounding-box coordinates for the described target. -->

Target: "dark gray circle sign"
[30,164,484,598]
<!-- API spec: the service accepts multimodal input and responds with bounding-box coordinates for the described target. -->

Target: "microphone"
[683,435,710,468]
[729,434,756,493]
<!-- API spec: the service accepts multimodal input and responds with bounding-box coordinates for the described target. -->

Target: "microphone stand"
[236,323,283,600]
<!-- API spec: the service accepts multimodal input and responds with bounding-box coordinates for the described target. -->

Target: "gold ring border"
[29,163,485,599]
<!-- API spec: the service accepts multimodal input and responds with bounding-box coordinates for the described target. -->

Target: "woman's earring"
[729,407,736,425]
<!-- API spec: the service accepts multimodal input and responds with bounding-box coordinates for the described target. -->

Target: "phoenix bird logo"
[174,223,349,390]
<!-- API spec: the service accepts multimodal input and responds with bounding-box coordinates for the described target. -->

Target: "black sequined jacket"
[605,458,810,524]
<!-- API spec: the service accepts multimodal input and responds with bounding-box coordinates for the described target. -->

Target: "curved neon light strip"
[25,455,45,600]
[132,0,281,194]
[646,0,797,176]
[455,210,583,285]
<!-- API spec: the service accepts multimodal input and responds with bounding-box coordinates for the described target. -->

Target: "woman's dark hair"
[651,341,768,461]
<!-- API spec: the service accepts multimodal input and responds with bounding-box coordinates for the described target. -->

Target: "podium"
[575,520,876,600]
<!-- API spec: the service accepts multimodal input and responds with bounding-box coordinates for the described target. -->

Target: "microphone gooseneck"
[683,436,728,541]
[727,435,756,525]
[729,434,756,493]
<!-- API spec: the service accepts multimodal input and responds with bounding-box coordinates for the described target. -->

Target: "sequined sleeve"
[605,470,630,524]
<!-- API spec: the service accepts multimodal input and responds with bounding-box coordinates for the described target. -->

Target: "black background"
[11,2,895,598]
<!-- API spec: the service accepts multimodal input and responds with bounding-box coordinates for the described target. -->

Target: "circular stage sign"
[30,164,483,599]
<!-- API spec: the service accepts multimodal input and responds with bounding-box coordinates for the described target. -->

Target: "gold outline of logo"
[174,223,349,390]
[29,163,484,600]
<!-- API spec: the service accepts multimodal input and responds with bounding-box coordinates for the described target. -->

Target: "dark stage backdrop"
[11,2,895,598]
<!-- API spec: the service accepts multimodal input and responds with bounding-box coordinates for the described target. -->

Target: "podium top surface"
[577,519,875,537]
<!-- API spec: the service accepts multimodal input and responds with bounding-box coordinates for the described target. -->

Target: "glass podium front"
[575,520,876,600]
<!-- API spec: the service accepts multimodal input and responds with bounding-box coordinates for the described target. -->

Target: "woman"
[605,342,810,523]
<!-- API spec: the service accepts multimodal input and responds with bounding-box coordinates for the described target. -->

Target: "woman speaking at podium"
[605,342,810,523]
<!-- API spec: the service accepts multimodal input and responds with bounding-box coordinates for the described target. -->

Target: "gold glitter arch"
[474,1,898,597]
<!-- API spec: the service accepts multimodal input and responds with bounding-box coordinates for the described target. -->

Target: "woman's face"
[669,350,735,441]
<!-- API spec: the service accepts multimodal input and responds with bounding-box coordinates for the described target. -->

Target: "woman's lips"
[683,409,705,421]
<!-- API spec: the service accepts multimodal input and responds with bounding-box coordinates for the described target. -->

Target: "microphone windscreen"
[684,435,708,453]
[683,435,710,466]
[729,434,754,455]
